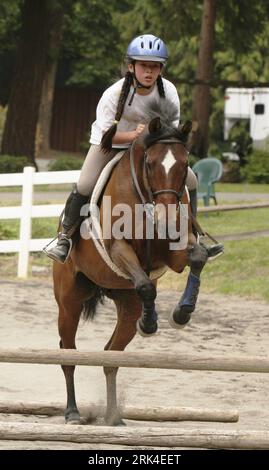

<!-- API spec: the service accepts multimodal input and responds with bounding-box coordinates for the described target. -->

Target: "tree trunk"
[191,0,216,158]
[36,6,64,158]
[36,63,57,158]
[1,0,52,166]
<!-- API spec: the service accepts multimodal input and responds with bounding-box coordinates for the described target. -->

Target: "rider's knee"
[186,167,198,190]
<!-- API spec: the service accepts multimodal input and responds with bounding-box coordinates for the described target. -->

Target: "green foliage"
[61,0,129,87]
[0,0,21,51]
[32,218,58,239]
[241,150,269,183]
[1,0,269,155]
[0,220,19,240]
[221,161,241,183]
[188,153,199,168]
[48,156,84,171]
[0,0,21,104]
[216,0,269,54]
[0,155,30,173]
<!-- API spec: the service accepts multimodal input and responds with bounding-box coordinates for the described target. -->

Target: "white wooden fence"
[0,166,79,278]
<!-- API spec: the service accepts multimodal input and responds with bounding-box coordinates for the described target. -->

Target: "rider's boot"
[43,186,89,264]
[189,188,224,260]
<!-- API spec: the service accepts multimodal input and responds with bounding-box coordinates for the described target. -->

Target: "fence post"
[17,166,35,278]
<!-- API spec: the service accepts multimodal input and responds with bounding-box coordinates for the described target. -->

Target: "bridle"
[130,138,189,276]
[130,139,188,207]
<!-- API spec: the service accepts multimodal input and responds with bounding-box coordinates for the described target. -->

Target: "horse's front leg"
[104,290,142,425]
[169,242,208,328]
[110,239,157,336]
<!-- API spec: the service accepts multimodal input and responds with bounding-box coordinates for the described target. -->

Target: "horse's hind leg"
[103,290,141,426]
[58,300,82,424]
[55,265,92,424]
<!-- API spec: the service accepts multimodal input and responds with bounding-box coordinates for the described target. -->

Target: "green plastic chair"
[192,158,223,206]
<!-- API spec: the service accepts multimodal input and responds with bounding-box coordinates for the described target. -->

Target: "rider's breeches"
[77,144,198,196]
[186,167,197,191]
[77,145,119,196]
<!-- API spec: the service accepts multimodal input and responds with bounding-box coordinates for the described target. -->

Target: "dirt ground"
[0,278,269,450]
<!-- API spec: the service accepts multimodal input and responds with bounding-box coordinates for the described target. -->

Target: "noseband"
[130,139,188,207]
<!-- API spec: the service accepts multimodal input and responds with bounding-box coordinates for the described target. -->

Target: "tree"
[0,0,130,162]
[60,0,130,88]
[1,0,57,165]
[0,0,22,106]
[191,0,216,158]
[1,0,269,162]
[36,3,64,157]
[114,0,269,157]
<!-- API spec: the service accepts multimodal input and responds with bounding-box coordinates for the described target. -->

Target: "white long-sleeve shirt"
[90,77,180,148]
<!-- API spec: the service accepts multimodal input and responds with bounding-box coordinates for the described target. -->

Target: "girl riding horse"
[44,34,223,324]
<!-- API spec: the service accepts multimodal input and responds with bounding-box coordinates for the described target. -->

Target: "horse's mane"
[143,100,188,148]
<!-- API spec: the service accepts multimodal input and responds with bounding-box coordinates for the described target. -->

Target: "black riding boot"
[189,189,224,260]
[43,187,89,264]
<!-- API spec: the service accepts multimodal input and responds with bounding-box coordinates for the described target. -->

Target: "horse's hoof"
[66,418,81,425]
[168,305,192,329]
[65,410,81,425]
[105,415,126,426]
[136,318,158,337]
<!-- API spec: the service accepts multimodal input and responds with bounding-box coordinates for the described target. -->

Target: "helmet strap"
[128,63,153,106]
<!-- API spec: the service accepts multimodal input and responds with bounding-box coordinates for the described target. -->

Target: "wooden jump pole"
[0,422,268,449]
[0,401,239,423]
[0,348,269,373]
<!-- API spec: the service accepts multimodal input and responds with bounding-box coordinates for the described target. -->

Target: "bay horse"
[53,112,201,425]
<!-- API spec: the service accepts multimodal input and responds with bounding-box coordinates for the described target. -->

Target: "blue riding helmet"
[126,34,168,63]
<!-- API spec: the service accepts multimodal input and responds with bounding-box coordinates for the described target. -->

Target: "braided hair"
[101,69,166,153]
[157,75,165,98]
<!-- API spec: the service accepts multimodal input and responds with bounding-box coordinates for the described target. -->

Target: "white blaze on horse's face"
[161,149,176,175]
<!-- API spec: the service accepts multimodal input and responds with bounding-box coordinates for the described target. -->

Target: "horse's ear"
[149,117,162,134]
[180,120,192,137]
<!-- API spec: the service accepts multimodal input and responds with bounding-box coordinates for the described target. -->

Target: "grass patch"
[215,182,269,193]
[198,208,269,236]
[158,237,269,302]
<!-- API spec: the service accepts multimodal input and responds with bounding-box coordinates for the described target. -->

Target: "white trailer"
[224,88,269,147]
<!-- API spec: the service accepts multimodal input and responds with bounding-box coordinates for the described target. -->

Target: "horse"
[53,108,200,426]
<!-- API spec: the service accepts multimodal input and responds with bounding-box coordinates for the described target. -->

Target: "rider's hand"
[134,123,145,138]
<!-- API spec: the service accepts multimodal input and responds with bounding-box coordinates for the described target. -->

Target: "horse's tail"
[81,286,105,321]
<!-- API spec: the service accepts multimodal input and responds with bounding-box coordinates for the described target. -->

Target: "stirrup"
[199,232,224,262]
[43,233,73,263]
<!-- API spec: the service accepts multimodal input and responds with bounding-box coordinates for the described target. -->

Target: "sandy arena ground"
[0,278,269,450]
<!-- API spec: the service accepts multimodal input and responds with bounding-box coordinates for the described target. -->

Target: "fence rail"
[0,166,79,278]
[1,348,269,373]
[0,166,268,278]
